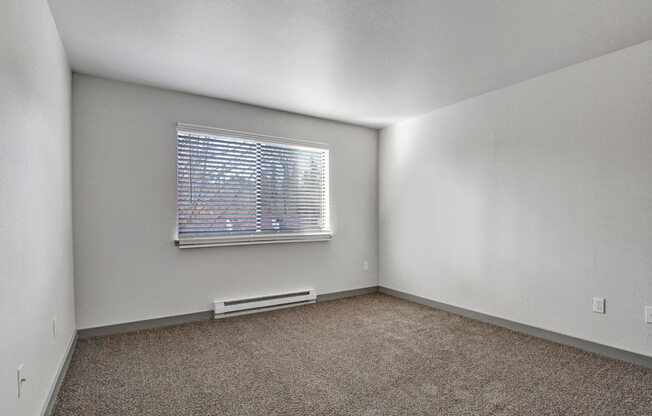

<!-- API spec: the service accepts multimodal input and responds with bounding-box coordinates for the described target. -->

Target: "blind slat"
[179,135,325,156]
[179,141,324,159]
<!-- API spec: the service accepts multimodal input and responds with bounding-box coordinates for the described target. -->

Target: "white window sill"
[175,232,332,248]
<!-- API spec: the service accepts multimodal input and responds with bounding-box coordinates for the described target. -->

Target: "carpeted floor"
[53,293,652,415]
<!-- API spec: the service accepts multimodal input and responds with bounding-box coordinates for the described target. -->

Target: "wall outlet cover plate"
[17,363,25,398]
[592,297,605,314]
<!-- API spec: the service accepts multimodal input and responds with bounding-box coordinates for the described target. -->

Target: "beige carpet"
[53,293,652,415]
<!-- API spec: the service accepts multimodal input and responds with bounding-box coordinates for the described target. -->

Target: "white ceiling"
[48,0,652,128]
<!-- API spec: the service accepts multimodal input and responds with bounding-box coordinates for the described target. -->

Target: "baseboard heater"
[214,289,316,318]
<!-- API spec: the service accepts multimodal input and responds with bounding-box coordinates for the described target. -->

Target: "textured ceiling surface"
[48,0,652,127]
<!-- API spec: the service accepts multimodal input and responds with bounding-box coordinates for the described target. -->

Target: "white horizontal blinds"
[177,132,258,235]
[259,142,327,233]
[177,128,329,239]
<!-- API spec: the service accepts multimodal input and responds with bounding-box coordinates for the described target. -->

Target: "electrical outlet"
[645,306,652,323]
[17,364,25,398]
[363,261,369,271]
[53,317,56,338]
[592,297,605,314]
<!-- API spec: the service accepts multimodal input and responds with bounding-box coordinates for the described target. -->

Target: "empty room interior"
[3,1,652,415]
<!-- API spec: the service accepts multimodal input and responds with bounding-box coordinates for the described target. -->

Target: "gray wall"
[0,1,75,415]
[379,40,652,357]
[72,74,378,329]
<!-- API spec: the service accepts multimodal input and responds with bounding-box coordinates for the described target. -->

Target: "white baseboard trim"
[42,330,78,416]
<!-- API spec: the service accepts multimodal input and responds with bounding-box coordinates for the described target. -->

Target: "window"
[176,123,330,247]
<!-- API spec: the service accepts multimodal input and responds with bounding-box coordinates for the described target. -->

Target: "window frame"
[175,123,331,248]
